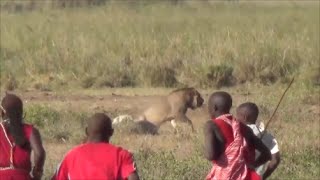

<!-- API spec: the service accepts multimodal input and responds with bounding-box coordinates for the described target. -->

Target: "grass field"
[1,1,319,90]
[19,84,319,179]
[0,1,319,180]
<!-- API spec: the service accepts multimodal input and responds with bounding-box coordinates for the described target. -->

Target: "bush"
[25,105,60,128]
[25,105,88,143]
[205,64,234,88]
[142,65,177,87]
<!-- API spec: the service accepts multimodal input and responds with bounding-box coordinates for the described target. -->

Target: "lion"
[132,87,204,134]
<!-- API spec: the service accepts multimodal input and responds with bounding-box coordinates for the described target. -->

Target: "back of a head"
[87,113,113,141]
[1,93,27,147]
[237,102,259,124]
[208,91,232,116]
[1,93,23,119]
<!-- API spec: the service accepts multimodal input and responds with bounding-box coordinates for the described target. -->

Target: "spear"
[260,77,295,139]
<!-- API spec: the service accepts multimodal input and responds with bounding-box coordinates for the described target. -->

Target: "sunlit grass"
[1,1,319,91]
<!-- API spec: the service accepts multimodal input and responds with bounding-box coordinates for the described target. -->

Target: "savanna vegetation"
[1,0,319,91]
[0,0,319,180]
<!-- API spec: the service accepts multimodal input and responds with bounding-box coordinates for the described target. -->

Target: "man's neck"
[86,136,109,143]
[213,111,230,118]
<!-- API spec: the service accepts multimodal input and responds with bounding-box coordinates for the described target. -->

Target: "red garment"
[52,142,136,180]
[214,116,256,165]
[0,123,33,180]
[206,114,260,180]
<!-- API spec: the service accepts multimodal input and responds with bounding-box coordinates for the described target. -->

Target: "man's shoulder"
[63,143,89,158]
[247,124,262,137]
[111,144,133,156]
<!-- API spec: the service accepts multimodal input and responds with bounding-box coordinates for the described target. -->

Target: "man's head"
[86,113,114,142]
[1,93,23,122]
[208,91,232,118]
[1,93,28,147]
[236,102,259,125]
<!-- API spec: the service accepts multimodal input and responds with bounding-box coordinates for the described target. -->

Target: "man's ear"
[214,105,218,111]
[0,107,6,118]
[109,128,114,137]
[244,114,248,121]
[85,127,89,136]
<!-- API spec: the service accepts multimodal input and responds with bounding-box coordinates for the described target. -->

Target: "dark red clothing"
[52,142,136,180]
[0,123,33,180]
[214,116,256,164]
[210,115,259,180]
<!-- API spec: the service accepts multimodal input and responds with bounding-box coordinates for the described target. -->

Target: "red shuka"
[206,114,260,180]
[52,142,136,180]
[0,123,33,180]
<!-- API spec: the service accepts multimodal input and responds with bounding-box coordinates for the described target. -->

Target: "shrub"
[205,64,234,88]
[139,65,178,87]
[25,105,88,143]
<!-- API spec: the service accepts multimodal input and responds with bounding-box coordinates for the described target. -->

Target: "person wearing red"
[52,113,139,180]
[203,91,271,180]
[0,93,46,180]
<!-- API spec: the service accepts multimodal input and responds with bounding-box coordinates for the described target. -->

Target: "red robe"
[206,114,260,180]
[0,123,33,180]
[52,142,136,180]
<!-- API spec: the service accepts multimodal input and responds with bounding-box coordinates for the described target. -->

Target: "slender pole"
[260,77,295,139]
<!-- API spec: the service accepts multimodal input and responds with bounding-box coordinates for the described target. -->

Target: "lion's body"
[135,88,204,134]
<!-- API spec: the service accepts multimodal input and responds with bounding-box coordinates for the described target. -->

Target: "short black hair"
[87,113,113,136]
[237,102,259,124]
[208,91,232,115]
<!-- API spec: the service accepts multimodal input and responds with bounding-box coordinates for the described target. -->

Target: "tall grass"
[1,1,319,90]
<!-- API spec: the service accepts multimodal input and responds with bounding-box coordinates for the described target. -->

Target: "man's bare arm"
[203,120,224,161]
[128,172,140,180]
[30,128,46,180]
[246,129,271,168]
[263,152,281,179]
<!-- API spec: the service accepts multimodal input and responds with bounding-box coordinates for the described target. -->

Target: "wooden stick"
[260,77,295,139]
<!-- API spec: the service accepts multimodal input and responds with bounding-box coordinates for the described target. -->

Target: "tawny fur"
[135,87,204,134]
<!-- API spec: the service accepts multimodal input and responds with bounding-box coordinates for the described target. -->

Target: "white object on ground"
[112,115,133,125]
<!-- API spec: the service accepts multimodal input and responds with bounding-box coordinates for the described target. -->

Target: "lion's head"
[171,87,204,110]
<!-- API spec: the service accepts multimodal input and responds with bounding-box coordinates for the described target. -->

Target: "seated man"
[203,91,271,180]
[52,113,139,180]
[236,102,281,179]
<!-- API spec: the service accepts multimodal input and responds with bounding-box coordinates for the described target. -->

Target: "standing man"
[236,102,281,179]
[52,113,139,180]
[0,93,46,180]
[203,91,271,180]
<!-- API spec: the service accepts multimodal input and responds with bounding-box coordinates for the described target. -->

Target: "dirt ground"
[14,88,320,131]
[20,90,212,127]
[4,88,319,178]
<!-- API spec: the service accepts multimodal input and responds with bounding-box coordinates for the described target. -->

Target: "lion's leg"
[176,115,195,133]
[170,119,179,134]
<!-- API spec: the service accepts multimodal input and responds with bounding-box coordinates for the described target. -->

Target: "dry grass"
[1,1,319,179]
[1,1,319,91]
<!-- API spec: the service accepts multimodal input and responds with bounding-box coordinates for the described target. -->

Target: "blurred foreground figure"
[0,93,45,180]
[237,102,281,179]
[52,113,139,180]
[203,91,271,180]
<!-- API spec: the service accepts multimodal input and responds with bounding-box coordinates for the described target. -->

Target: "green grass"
[1,1,319,90]
[22,84,320,179]
[1,1,319,179]
[25,105,88,143]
